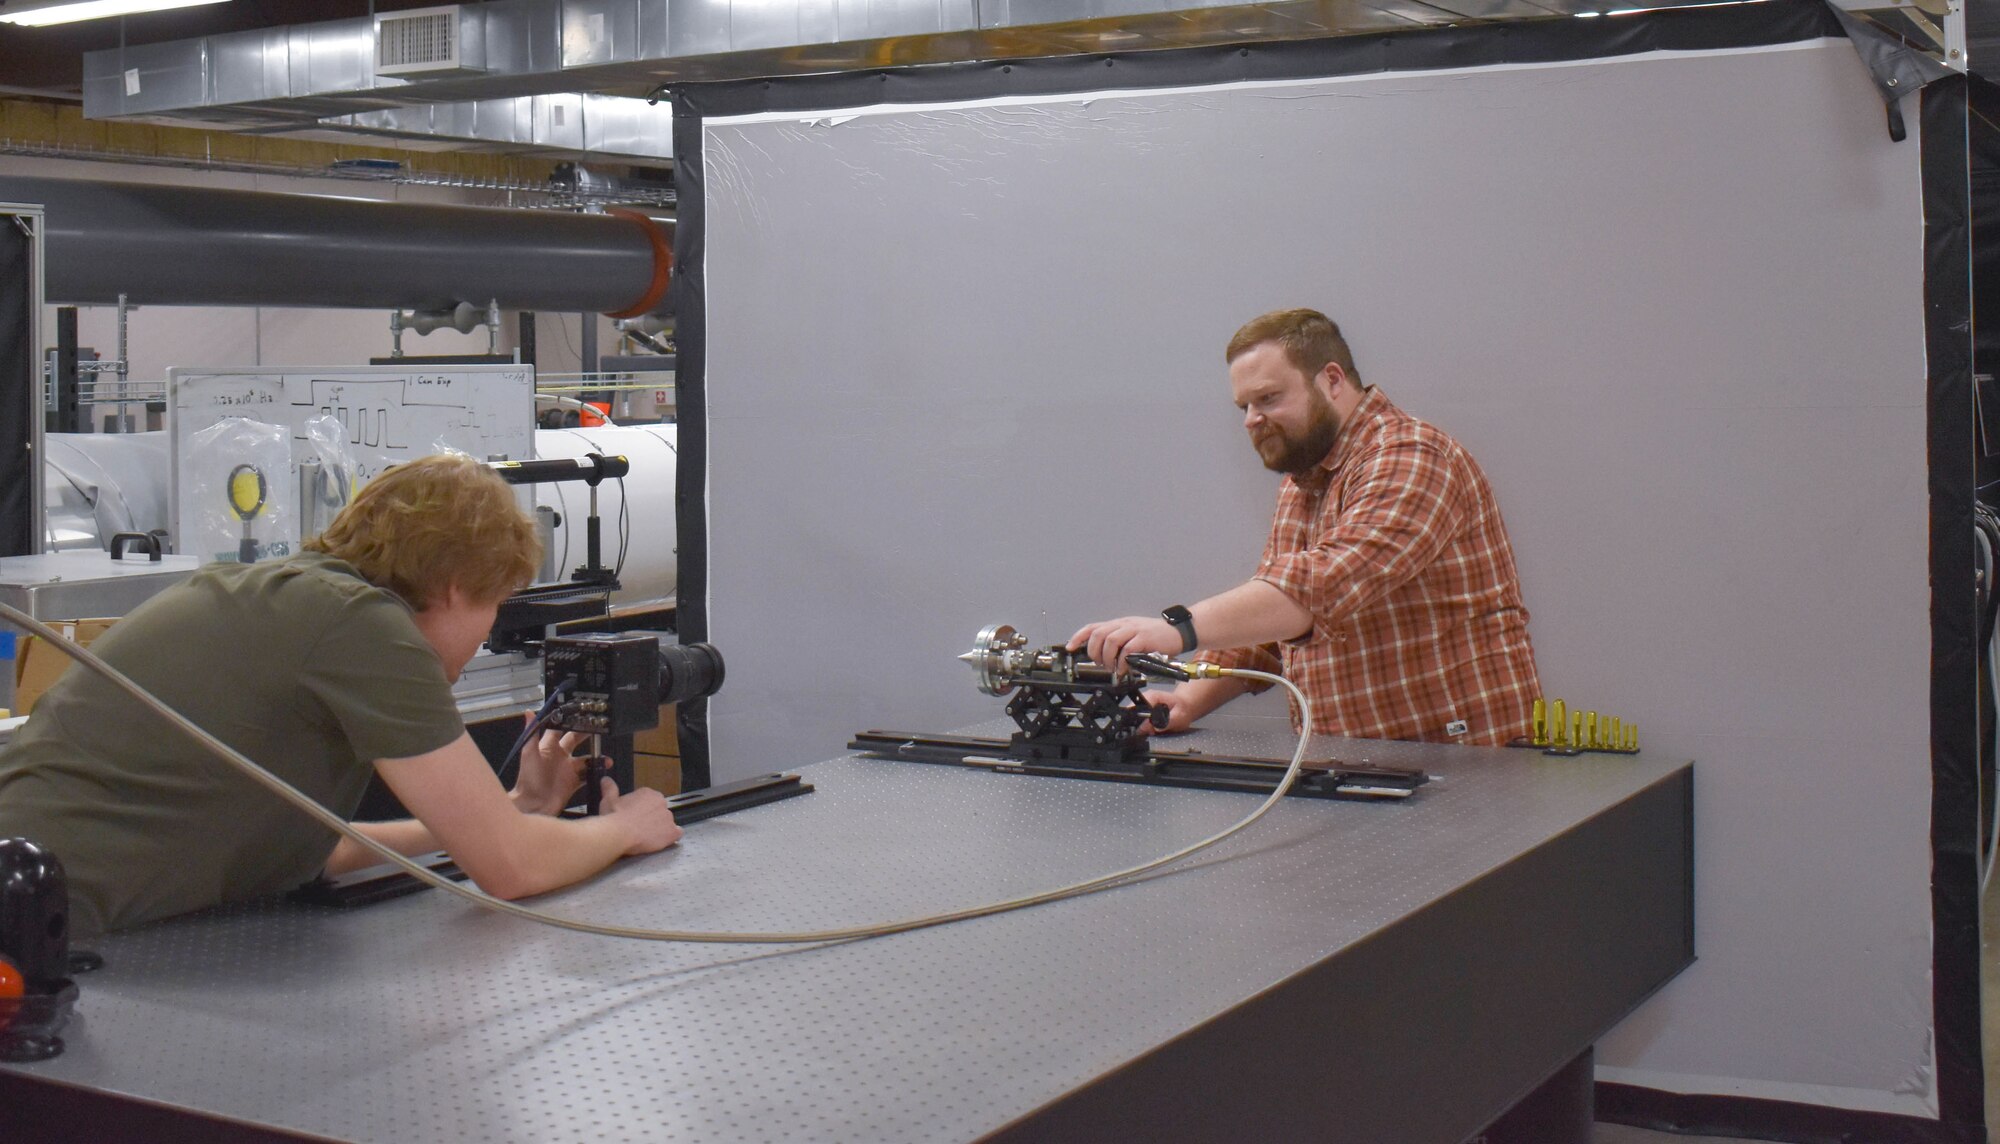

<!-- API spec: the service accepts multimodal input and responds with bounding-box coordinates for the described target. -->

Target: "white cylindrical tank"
[532,425,677,606]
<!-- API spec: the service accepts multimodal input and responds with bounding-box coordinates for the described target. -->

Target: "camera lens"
[658,643,725,705]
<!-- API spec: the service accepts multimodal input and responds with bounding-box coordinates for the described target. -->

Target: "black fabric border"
[1596,1082,1977,1144]
[669,103,712,791]
[1921,70,1984,1140]
[0,213,31,557]
[668,12,1981,1139]
[669,0,1841,117]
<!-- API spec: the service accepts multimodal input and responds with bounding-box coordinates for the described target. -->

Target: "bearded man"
[1070,308,1540,745]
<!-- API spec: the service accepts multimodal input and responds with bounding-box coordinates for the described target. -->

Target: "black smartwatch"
[1160,605,1198,654]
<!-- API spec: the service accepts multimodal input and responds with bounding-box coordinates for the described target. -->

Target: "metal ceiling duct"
[73,0,1595,139]
[320,93,673,161]
[74,0,1970,152]
[0,176,674,314]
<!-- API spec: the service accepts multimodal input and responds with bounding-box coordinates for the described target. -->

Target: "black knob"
[0,838,71,994]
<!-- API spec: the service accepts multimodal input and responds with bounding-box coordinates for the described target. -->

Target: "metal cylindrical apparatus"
[531,425,678,606]
[0,177,672,314]
[41,425,680,604]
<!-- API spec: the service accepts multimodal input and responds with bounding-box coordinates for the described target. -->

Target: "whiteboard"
[167,364,534,562]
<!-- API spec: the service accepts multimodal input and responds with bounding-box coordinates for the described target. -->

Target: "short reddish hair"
[1225,308,1361,386]
[304,453,540,610]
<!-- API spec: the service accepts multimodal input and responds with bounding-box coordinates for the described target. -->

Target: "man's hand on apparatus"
[600,780,683,855]
[1138,689,1198,736]
[511,717,589,815]
[1067,615,1183,674]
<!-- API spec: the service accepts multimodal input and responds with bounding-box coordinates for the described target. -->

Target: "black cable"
[626,328,672,356]
[613,473,630,580]
[555,481,571,579]
[1977,507,2000,888]
[495,681,575,789]
[1127,654,1191,682]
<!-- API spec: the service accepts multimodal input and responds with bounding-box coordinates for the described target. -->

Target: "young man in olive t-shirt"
[0,453,683,936]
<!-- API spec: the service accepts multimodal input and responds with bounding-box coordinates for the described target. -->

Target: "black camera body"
[540,634,726,738]
[543,633,661,737]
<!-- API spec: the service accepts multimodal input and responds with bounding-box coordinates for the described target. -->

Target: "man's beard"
[1252,389,1341,476]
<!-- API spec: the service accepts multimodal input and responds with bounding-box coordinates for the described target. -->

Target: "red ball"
[0,955,22,1034]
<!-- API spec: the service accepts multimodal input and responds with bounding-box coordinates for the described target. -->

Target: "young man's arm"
[322,724,597,874]
[324,733,681,898]
[324,819,443,874]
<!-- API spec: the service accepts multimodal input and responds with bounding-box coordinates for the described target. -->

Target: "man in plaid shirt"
[1070,308,1539,745]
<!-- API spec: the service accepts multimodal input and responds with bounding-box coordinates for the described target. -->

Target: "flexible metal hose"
[1,598,1312,944]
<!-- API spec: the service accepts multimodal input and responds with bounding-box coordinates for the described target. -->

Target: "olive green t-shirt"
[0,551,466,937]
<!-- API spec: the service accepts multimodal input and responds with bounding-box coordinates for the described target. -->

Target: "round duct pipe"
[0,176,673,315]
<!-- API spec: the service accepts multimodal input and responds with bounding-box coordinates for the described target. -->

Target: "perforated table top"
[2,718,1692,1143]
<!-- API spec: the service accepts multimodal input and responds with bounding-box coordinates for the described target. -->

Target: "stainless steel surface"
[41,431,178,552]
[960,622,1125,696]
[961,621,1027,694]
[375,5,486,78]
[453,647,547,722]
[76,0,1817,148]
[323,93,674,162]
[0,176,672,314]
[0,549,199,620]
[0,720,1691,1143]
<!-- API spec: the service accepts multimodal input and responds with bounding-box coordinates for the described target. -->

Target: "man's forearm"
[323,813,636,896]
[323,818,442,876]
[480,813,639,899]
[1172,676,1253,722]
[1071,579,1312,677]
[1188,579,1313,652]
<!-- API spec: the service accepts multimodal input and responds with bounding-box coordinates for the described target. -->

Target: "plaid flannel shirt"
[1196,387,1540,744]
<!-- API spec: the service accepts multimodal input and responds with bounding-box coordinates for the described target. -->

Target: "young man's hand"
[511,717,589,815]
[600,780,683,855]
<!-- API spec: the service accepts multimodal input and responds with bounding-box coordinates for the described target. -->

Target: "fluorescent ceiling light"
[0,0,231,27]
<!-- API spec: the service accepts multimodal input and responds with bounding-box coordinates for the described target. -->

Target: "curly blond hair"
[304,453,540,610]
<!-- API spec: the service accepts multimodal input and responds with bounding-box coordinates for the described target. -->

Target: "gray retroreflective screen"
[701,41,1933,1115]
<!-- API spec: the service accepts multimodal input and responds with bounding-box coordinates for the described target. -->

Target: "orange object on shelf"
[0,955,22,1033]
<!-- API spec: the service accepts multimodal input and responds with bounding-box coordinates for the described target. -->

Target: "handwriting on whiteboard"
[170,365,536,544]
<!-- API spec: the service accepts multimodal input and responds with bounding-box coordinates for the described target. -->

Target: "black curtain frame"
[669,104,713,792]
[668,4,1984,1139]
[0,212,31,558]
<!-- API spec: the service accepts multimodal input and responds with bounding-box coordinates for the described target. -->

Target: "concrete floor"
[1592,861,2000,1144]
